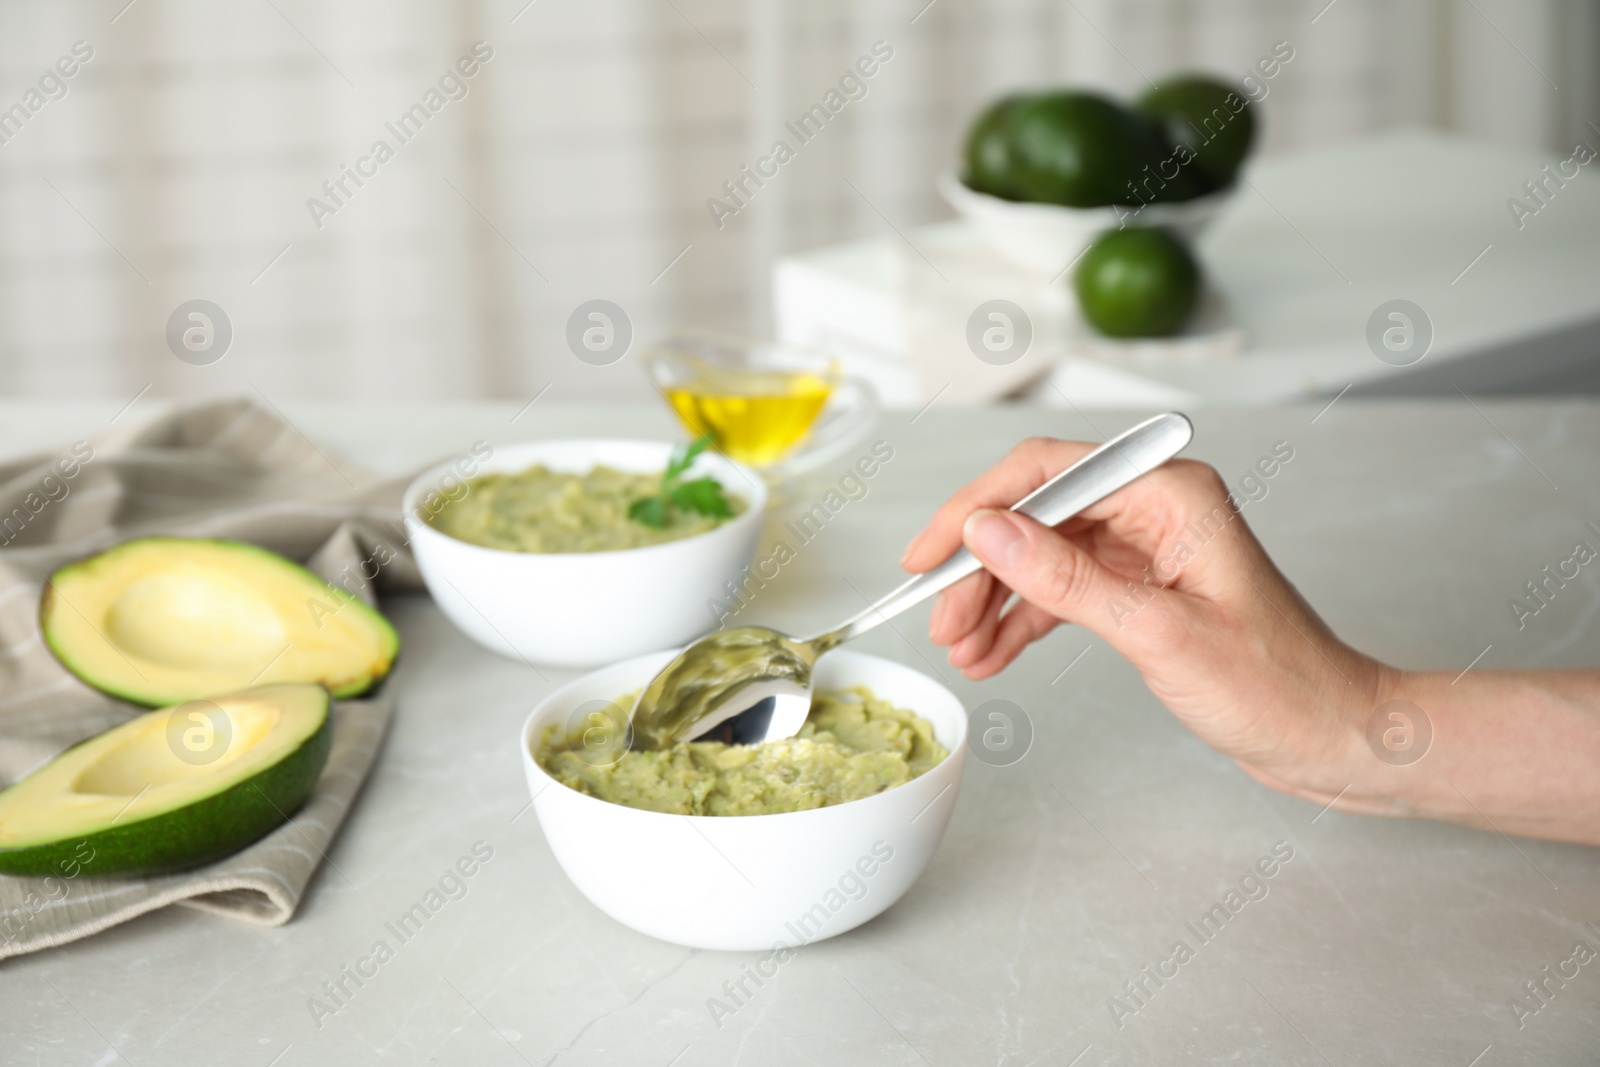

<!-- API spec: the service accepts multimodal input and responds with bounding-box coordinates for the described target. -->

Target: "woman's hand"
[903,437,1600,845]
[903,438,1389,811]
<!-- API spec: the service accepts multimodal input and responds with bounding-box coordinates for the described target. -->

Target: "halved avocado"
[41,537,399,707]
[0,684,333,876]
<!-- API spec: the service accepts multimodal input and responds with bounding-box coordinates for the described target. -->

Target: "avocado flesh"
[41,537,399,707]
[0,684,333,876]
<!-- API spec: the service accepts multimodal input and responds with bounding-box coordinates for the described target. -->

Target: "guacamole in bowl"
[537,685,948,816]
[404,438,765,668]
[426,463,747,554]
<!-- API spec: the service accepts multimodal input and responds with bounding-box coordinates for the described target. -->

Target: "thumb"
[962,509,1123,627]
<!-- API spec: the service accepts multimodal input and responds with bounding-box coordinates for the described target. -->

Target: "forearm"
[1341,667,1600,846]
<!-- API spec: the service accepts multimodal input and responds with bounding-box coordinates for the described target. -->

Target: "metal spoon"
[627,412,1194,751]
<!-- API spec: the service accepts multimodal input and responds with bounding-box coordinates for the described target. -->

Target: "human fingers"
[961,508,1128,636]
[959,601,1061,680]
[948,580,1014,669]
[928,570,994,645]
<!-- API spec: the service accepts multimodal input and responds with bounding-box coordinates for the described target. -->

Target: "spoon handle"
[810,411,1194,650]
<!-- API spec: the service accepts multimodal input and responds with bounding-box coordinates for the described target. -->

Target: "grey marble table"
[5,400,1599,1066]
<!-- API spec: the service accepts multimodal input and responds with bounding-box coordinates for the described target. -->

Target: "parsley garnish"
[627,436,734,529]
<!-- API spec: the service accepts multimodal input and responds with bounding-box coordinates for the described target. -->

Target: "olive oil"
[664,370,832,467]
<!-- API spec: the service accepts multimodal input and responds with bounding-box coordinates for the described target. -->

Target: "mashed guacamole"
[426,464,744,553]
[537,686,947,816]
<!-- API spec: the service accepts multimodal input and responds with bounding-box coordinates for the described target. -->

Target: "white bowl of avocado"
[406,439,766,668]
[520,648,967,951]
[939,169,1234,274]
[947,79,1253,272]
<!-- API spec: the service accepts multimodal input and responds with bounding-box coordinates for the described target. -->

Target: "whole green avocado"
[1123,111,1215,204]
[1136,75,1256,189]
[1006,91,1166,207]
[963,94,1028,200]
[1074,226,1201,338]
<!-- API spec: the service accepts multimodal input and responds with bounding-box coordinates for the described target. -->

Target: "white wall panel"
[0,0,1581,403]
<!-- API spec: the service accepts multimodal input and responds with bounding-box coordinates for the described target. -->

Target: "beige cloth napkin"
[0,398,421,961]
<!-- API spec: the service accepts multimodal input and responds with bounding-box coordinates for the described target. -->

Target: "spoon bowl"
[627,627,815,750]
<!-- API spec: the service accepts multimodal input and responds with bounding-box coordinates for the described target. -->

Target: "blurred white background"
[0,0,1593,405]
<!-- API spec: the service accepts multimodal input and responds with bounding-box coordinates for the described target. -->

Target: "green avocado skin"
[0,703,334,878]
[1007,91,1168,207]
[1136,76,1256,190]
[963,95,1026,200]
[1125,113,1215,204]
[1074,227,1201,338]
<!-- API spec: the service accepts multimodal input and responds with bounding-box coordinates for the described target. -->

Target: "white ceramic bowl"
[521,649,968,951]
[937,170,1236,272]
[404,439,765,668]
